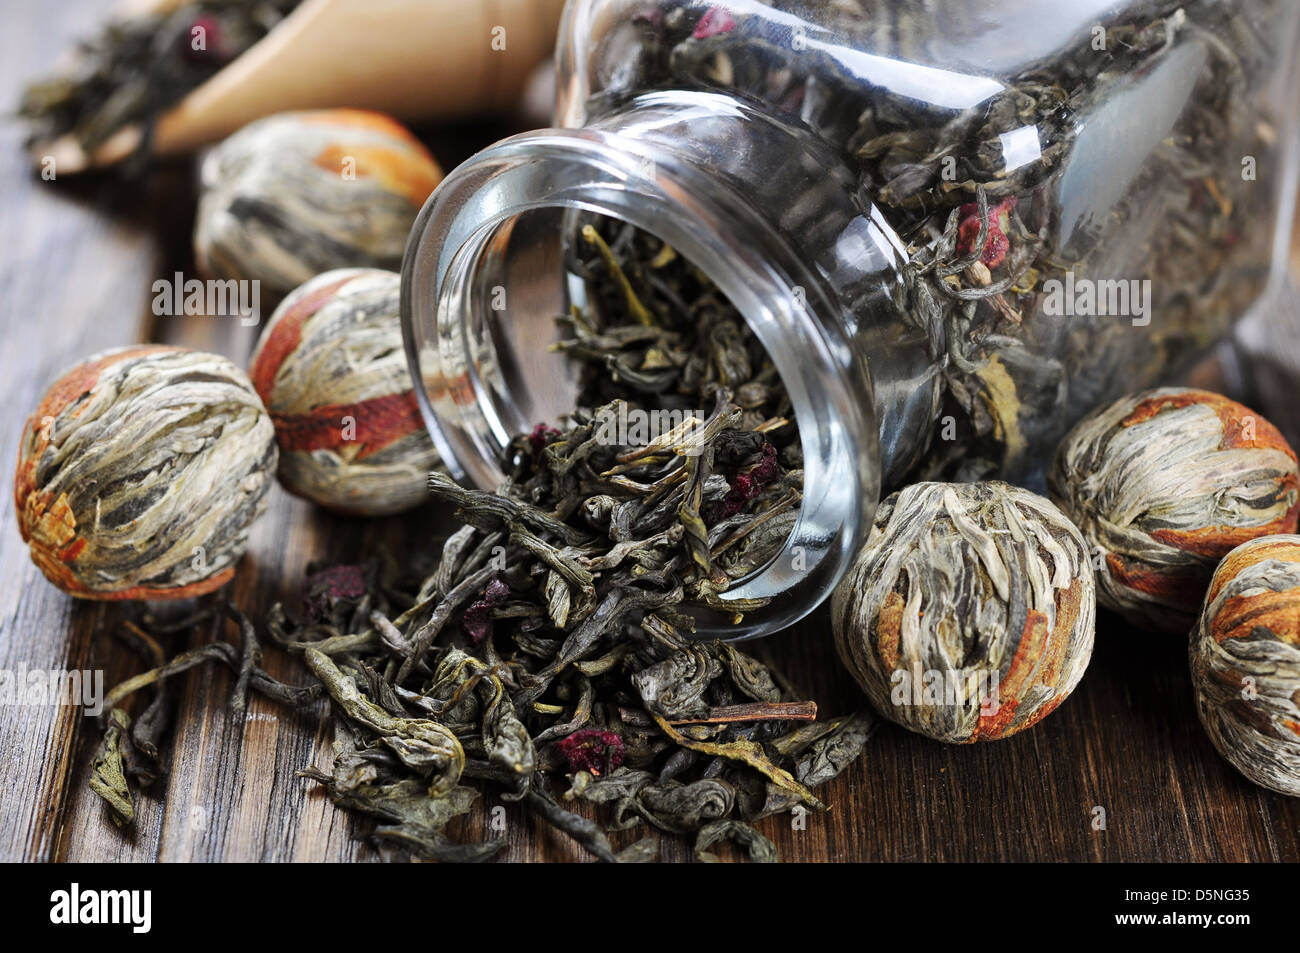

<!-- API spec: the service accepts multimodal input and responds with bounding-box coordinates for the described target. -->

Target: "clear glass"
[403,0,1300,637]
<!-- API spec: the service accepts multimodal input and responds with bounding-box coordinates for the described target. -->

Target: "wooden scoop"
[41,0,566,172]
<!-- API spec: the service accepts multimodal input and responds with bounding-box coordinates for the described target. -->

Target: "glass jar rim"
[400,111,881,637]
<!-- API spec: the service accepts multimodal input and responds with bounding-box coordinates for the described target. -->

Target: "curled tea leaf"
[618,778,736,834]
[305,648,464,795]
[695,819,778,863]
[89,708,135,828]
[632,645,722,720]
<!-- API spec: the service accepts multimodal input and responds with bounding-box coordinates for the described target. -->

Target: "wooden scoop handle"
[38,0,565,170]
[153,0,566,156]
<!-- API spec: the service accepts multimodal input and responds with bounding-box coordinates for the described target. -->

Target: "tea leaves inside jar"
[646,0,1285,481]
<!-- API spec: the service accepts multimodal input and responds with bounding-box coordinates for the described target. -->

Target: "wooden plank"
[0,0,181,862]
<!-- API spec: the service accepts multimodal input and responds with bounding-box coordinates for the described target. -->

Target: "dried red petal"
[557,729,626,776]
[956,197,1018,268]
[271,391,424,460]
[982,230,1010,268]
[993,196,1019,228]
[462,578,511,644]
[703,440,781,523]
[529,423,561,457]
[750,440,780,485]
[694,7,737,39]
[302,565,367,623]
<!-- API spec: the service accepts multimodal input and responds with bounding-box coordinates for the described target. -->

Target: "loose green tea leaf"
[299,716,498,862]
[89,708,136,828]
[305,648,464,795]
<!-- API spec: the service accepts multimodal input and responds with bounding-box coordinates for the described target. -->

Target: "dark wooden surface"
[3,0,1300,863]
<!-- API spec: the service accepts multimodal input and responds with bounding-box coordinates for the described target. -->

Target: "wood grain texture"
[0,0,165,862]
[3,0,1300,863]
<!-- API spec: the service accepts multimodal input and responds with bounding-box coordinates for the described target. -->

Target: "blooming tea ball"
[13,346,276,599]
[248,269,441,515]
[1049,388,1299,632]
[831,481,1095,742]
[1191,536,1300,796]
[194,109,443,296]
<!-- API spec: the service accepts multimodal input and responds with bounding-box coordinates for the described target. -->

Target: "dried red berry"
[557,729,626,776]
[461,578,511,644]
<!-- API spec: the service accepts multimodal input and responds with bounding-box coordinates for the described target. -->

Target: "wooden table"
[3,0,1299,863]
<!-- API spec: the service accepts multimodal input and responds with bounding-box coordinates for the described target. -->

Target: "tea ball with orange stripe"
[1049,388,1300,632]
[249,269,442,516]
[195,109,443,296]
[14,346,276,600]
[1191,535,1300,796]
[831,481,1095,743]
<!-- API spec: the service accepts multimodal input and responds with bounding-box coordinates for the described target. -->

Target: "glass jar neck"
[400,90,926,636]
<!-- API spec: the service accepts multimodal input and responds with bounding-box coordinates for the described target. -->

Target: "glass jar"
[401,0,1300,637]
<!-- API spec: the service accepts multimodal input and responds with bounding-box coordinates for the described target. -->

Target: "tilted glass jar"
[401,0,1300,637]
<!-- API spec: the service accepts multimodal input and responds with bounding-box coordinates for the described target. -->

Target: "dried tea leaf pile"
[20,0,305,171]
[91,218,877,862]
[271,554,876,861]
